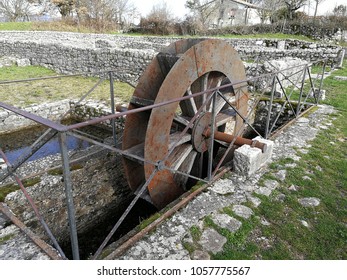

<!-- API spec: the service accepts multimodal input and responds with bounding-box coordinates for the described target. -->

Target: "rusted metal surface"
[203,128,267,152]
[121,39,249,209]
[0,203,64,260]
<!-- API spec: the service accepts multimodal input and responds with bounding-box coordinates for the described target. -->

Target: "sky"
[131,0,347,19]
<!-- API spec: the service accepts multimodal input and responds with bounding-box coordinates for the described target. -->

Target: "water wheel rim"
[144,39,249,209]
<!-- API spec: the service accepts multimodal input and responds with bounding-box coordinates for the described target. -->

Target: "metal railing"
[0,59,328,259]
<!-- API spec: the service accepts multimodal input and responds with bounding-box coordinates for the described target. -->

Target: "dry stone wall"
[0,31,342,85]
[0,100,70,134]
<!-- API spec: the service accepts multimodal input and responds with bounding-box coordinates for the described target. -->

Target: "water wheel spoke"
[173,150,198,189]
[123,131,191,164]
[168,144,194,170]
[173,115,190,127]
[122,142,145,163]
[179,86,198,117]
[168,132,192,151]
[216,107,237,127]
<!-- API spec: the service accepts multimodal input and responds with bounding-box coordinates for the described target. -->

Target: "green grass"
[195,60,347,260]
[0,65,134,106]
[0,22,32,31]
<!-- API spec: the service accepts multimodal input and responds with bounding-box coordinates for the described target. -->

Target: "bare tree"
[77,0,135,28]
[185,0,218,28]
[147,1,174,21]
[333,4,347,17]
[51,0,75,18]
[312,0,325,19]
[284,0,307,20]
[0,0,31,21]
[253,0,285,23]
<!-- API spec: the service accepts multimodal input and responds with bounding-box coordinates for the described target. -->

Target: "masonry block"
[233,137,274,177]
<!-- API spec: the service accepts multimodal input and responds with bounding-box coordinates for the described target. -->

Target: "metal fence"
[0,58,328,260]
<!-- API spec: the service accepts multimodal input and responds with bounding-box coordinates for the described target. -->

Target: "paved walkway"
[109,105,336,260]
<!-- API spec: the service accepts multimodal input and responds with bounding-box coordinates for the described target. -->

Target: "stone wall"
[70,100,125,131]
[0,100,70,134]
[0,31,342,84]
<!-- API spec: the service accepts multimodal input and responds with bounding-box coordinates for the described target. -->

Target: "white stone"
[233,137,274,177]
[16,58,31,67]
[255,187,272,196]
[301,220,310,227]
[198,228,227,254]
[232,205,254,219]
[264,179,279,190]
[233,145,262,176]
[248,196,262,207]
[210,179,235,195]
[298,197,320,207]
[211,213,242,232]
[288,184,298,191]
[275,170,286,181]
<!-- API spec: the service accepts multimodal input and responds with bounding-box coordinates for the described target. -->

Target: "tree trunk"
[313,1,318,20]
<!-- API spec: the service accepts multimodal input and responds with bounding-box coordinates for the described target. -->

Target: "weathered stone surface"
[255,187,272,196]
[233,145,262,176]
[0,225,50,260]
[334,76,347,81]
[275,170,287,181]
[288,184,299,191]
[191,250,210,260]
[302,176,312,181]
[0,100,70,134]
[264,179,280,190]
[211,213,242,232]
[0,32,342,85]
[298,197,321,207]
[16,58,31,67]
[210,179,235,195]
[232,205,254,219]
[247,195,262,207]
[198,228,227,254]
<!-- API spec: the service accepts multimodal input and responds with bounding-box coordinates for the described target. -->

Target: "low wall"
[0,31,342,84]
[0,100,70,134]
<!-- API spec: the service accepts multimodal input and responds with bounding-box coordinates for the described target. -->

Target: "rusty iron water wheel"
[122,39,249,209]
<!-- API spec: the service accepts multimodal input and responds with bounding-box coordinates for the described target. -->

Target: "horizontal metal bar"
[0,102,67,131]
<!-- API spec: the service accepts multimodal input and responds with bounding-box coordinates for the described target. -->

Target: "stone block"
[277,41,286,50]
[253,136,274,165]
[16,58,31,67]
[233,145,262,176]
[233,137,273,177]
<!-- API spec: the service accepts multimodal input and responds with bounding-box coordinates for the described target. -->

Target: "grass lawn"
[208,61,347,260]
[0,66,134,107]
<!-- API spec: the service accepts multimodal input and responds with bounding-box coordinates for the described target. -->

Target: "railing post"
[207,92,217,182]
[316,60,327,104]
[58,132,80,260]
[265,75,276,139]
[296,65,307,116]
[109,71,117,146]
